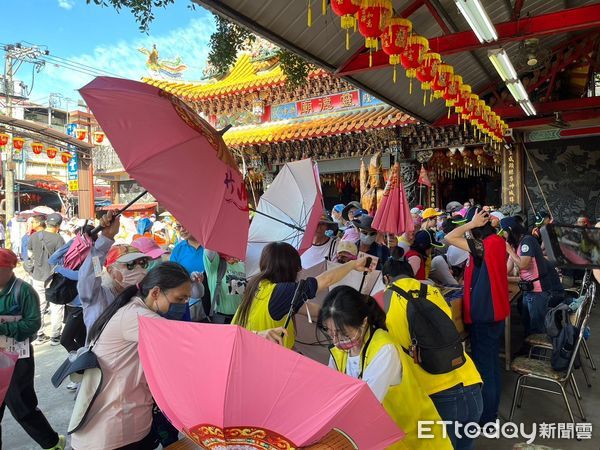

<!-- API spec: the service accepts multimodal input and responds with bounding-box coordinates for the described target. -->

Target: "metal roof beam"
[512,0,525,20]
[337,3,600,75]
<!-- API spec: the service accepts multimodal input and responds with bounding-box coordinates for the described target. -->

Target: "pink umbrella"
[372,162,415,235]
[138,317,405,449]
[80,77,248,259]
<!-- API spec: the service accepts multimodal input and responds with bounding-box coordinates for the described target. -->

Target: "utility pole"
[2,43,47,249]
[3,50,15,248]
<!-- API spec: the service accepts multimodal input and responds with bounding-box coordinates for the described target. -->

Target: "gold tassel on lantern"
[346,29,351,50]
[393,65,397,83]
[322,0,327,15]
[409,78,413,95]
[307,0,312,27]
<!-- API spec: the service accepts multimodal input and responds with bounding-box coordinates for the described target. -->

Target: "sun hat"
[132,237,167,260]
[105,245,147,267]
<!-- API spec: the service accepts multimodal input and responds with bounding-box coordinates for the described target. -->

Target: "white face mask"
[360,232,376,246]
[114,265,147,289]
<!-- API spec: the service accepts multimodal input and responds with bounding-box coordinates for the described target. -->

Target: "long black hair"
[382,246,414,280]
[235,242,302,328]
[88,261,190,342]
[505,217,527,250]
[318,285,387,338]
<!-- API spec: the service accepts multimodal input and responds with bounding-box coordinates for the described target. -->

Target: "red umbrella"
[80,77,248,259]
[372,162,415,235]
[138,317,405,449]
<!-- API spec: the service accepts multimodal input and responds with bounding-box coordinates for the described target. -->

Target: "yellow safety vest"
[330,329,452,450]
[384,277,482,395]
[232,280,296,349]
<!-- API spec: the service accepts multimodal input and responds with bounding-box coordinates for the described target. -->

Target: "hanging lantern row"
[0,133,9,147]
[322,0,509,143]
[2,137,77,162]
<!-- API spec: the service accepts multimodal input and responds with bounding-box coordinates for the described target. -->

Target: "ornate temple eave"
[223,105,414,146]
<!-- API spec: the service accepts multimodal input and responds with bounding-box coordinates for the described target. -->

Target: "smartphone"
[541,224,600,269]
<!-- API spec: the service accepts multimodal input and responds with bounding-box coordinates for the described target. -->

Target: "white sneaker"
[66,381,79,391]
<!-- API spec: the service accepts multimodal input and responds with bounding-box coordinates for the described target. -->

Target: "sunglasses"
[125,258,149,271]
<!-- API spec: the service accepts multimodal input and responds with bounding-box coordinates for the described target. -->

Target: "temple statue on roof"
[138,44,188,80]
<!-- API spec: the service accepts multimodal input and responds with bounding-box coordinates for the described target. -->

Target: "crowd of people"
[0,200,597,450]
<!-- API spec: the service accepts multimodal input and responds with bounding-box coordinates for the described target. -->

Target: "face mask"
[114,265,147,289]
[325,229,335,238]
[159,302,187,321]
[360,232,376,246]
[334,327,364,352]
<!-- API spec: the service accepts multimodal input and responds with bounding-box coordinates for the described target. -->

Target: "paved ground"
[2,283,598,449]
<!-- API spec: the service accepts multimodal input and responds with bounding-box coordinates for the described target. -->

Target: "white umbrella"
[246,159,323,276]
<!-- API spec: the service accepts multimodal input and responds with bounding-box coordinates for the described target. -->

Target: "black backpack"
[545,303,578,372]
[388,283,466,374]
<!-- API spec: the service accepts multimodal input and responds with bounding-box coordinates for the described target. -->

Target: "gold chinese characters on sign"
[501,145,523,206]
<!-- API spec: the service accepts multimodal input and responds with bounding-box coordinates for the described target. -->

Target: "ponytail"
[382,246,413,280]
[88,284,139,343]
[318,286,387,335]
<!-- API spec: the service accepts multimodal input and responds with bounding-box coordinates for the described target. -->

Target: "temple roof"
[223,104,414,146]
[142,53,326,101]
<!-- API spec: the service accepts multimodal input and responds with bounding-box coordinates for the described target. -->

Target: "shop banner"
[66,124,79,191]
[296,90,359,116]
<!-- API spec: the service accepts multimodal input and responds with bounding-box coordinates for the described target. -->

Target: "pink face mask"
[333,327,364,352]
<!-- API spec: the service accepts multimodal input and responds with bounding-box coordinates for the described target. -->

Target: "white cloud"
[31,15,215,104]
[58,0,75,10]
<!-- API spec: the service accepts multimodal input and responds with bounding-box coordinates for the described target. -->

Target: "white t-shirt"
[300,238,338,269]
[329,343,402,402]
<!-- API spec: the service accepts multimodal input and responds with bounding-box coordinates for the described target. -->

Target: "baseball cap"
[352,215,376,232]
[490,211,505,221]
[422,208,442,220]
[446,245,469,267]
[0,249,18,269]
[319,211,335,224]
[410,207,422,216]
[46,213,63,227]
[336,240,358,257]
[499,216,520,232]
[132,237,167,260]
[535,211,549,226]
[446,201,463,214]
[332,204,345,214]
[105,245,147,267]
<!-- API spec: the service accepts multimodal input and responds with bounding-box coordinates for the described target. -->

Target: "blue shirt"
[170,240,205,274]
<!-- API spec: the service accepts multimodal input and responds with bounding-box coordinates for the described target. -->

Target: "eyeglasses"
[125,258,149,271]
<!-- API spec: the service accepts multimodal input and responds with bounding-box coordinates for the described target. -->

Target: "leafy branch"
[207,16,256,77]
[85,0,176,33]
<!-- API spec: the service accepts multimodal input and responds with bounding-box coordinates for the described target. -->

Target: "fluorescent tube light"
[488,49,518,82]
[519,100,537,116]
[455,0,498,43]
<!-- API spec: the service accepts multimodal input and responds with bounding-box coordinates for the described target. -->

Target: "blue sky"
[0,0,215,106]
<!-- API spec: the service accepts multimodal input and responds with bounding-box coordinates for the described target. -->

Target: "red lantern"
[454,84,471,113]
[61,151,73,164]
[0,133,9,147]
[46,147,58,159]
[76,129,87,141]
[357,0,392,66]
[400,35,429,94]
[432,64,453,99]
[331,0,361,50]
[31,142,44,155]
[443,74,462,107]
[416,52,441,105]
[381,17,412,82]
[12,137,25,151]
[93,131,105,144]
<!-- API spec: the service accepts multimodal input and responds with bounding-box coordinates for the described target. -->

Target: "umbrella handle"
[249,208,305,232]
[358,257,373,293]
[89,190,149,237]
[282,279,307,337]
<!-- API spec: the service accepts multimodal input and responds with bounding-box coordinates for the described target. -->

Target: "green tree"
[86,0,176,33]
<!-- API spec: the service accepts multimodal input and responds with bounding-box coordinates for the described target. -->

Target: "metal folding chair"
[509,297,593,423]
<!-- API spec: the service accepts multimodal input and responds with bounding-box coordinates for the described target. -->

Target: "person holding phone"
[232,242,371,349]
[445,207,509,426]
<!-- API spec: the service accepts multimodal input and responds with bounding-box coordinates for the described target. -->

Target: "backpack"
[45,273,78,305]
[388,283,466,374]
[544,303,578,371]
